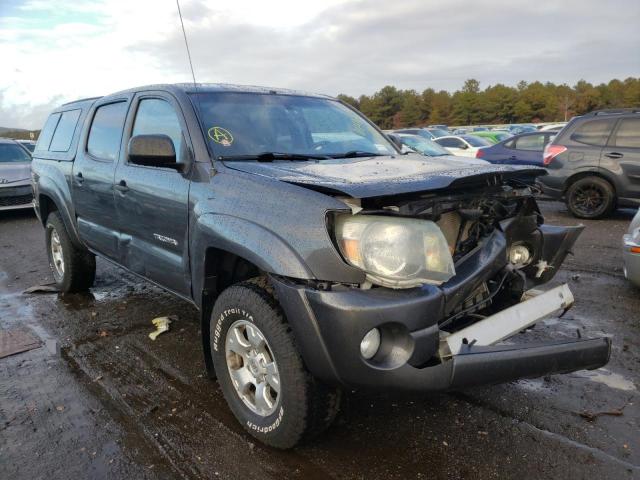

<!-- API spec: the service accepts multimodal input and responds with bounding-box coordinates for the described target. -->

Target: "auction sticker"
[208,126,234,146]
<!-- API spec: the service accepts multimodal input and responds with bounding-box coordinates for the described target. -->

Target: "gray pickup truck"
[32,84,611,448]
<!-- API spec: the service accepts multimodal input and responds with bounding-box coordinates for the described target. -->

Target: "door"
[72,100,130,260]
[114,93,192,296]
[602,117,640,200]
[437,137,467,156]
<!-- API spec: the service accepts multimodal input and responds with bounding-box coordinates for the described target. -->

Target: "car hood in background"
[0,162,31,187]
[223,154,546,198]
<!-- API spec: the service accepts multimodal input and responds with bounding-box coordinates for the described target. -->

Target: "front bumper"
[0,185,34,211]
[270,223,610,392]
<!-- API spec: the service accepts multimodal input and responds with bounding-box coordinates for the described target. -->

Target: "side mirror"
[128,134,179,169]
[459,143,468,150]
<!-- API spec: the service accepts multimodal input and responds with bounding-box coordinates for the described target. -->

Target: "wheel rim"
[572,183,606,216]
[50,229,65,276]
[225,319,280,417]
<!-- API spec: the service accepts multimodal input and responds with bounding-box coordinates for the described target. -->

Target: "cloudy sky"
[1,0,639,129]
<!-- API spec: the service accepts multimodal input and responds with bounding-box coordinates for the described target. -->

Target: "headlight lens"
[335,214,455,288]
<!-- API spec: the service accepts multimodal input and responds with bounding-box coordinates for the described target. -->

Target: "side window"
[131,99,183,160]
[49,109,81,152]
[612,118,640,148]
[36,113,61,151]
[570,119,615,146]
[504,139,516,149]
[514,134,545,151]
[87,102,128,161]
[438,138,460,148]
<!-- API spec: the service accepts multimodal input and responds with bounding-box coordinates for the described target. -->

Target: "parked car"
[623,208,640,288]
[434,135,492,157]
[472,130,512,144]
[425,127,449,138]
[0,138,33,211]
[538,108,640,218]
[391,133,452,157]
[476,131,555,166]
[509,124,537,135]
[393,128,435,140]
[16,139,36,152]
[31,83,610,449]
[539,123,567,132]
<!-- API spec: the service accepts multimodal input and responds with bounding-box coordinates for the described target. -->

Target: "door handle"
[605,152,623,159]
[114,180,129,192]
[509,155,517,160]
[74,172,84,185]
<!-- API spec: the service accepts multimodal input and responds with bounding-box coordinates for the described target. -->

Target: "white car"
[539,123,567,132]
[434,135,492,157]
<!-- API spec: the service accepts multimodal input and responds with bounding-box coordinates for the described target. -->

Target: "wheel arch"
[563,170,618,197]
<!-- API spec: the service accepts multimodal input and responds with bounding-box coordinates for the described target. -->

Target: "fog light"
[509,244,532,267]
[360,328,381,359]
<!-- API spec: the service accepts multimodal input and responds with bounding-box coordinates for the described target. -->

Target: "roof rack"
[61,96,101,106]
[584,108,640,116]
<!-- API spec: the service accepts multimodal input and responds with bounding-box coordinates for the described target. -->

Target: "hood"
[0,162,31,187]
[223,154,546,198]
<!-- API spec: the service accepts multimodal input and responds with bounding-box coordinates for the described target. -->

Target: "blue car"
[476,131,555,166]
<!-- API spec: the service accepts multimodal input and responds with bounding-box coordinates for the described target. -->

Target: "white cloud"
[0,0,638,129]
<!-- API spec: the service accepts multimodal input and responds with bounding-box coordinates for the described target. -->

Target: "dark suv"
[539,109,640,218]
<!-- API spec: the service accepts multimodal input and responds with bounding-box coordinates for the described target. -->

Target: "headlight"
[335,214,455,288]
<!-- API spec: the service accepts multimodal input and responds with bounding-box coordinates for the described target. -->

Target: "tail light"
[475,148,485,158]
[543,145,567,166]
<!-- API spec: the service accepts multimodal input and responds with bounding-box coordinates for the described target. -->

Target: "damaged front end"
[271,177,611,392]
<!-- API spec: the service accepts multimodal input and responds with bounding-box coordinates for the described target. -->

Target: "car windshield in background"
[191,93,396,159]
[427,128,449,138]
[0,143,32,162]
[461,135,492,147]
[400,136,450,156]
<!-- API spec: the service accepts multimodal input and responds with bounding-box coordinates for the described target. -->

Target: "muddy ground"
[1,201,638,480]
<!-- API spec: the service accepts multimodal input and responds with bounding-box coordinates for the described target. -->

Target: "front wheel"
[210,278,341,449]
[565,176,615,219]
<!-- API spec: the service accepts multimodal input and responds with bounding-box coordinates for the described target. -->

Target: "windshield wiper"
[219,152,331,161]
[330,150,386,159]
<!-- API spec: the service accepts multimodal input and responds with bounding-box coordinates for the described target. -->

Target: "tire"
[45,212,96,292]
[210,278,341,449]
[565,176,616,219]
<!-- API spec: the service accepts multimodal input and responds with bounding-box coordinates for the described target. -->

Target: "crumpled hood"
[223,154,546,198]
[0,162,31,187]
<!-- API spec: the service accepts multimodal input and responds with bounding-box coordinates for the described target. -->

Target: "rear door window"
[36,113,61,151]
[438,138,464,148]
[570,119,615,146]
[49,109,81,152]
[611,118,640,148]
[514,134,545,151]
[87,102,128,161]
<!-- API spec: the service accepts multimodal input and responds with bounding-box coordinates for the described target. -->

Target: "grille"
[0,194,32,207]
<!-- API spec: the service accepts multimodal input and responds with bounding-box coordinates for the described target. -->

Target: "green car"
[472,130,511,144]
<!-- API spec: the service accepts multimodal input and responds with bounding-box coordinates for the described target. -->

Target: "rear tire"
[45,212,96,292]
[210,278,341,449]
[566,176,615,219]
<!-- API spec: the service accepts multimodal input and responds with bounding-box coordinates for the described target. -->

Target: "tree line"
[337,77,640,129]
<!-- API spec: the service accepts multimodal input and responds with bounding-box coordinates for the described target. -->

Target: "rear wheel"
[45,212,96,292]
[210,278,341,449]
[566,176,615,219]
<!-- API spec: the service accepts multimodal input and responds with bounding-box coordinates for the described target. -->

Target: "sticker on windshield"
[208,126,234,146]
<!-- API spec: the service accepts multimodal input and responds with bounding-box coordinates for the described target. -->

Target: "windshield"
[0,143,31,163]
[427,128,448,138]
[461,135,492,147]
[399,136,450,156]
[191,92,396,159]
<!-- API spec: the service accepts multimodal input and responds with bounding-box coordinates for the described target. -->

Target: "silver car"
[623,208,640,288]
[0,138,33,211]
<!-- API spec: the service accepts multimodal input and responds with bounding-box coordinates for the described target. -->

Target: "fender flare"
[37,175,84,248]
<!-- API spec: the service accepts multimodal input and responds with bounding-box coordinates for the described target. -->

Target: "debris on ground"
[0,328,42,359]
[148,315,176,340]
[576,407,626,422]
[23,283,59,294]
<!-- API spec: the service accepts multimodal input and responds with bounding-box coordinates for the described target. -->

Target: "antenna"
[176,0,198,87]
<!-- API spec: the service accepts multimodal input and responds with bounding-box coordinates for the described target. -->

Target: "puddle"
[571,369,637,391]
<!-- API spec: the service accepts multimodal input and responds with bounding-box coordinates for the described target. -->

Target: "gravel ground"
[0,200,638,480]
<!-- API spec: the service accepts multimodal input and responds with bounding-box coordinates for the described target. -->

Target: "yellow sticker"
[208,126,234,146]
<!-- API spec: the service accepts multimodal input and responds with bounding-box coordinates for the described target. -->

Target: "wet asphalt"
[0,201,638,480]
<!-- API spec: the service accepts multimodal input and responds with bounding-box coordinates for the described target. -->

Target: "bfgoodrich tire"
[566,176,616,219]
[45,212,96,293]
[210,278,341,449]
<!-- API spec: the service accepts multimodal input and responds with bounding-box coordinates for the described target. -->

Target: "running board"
[441,284,574,357]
